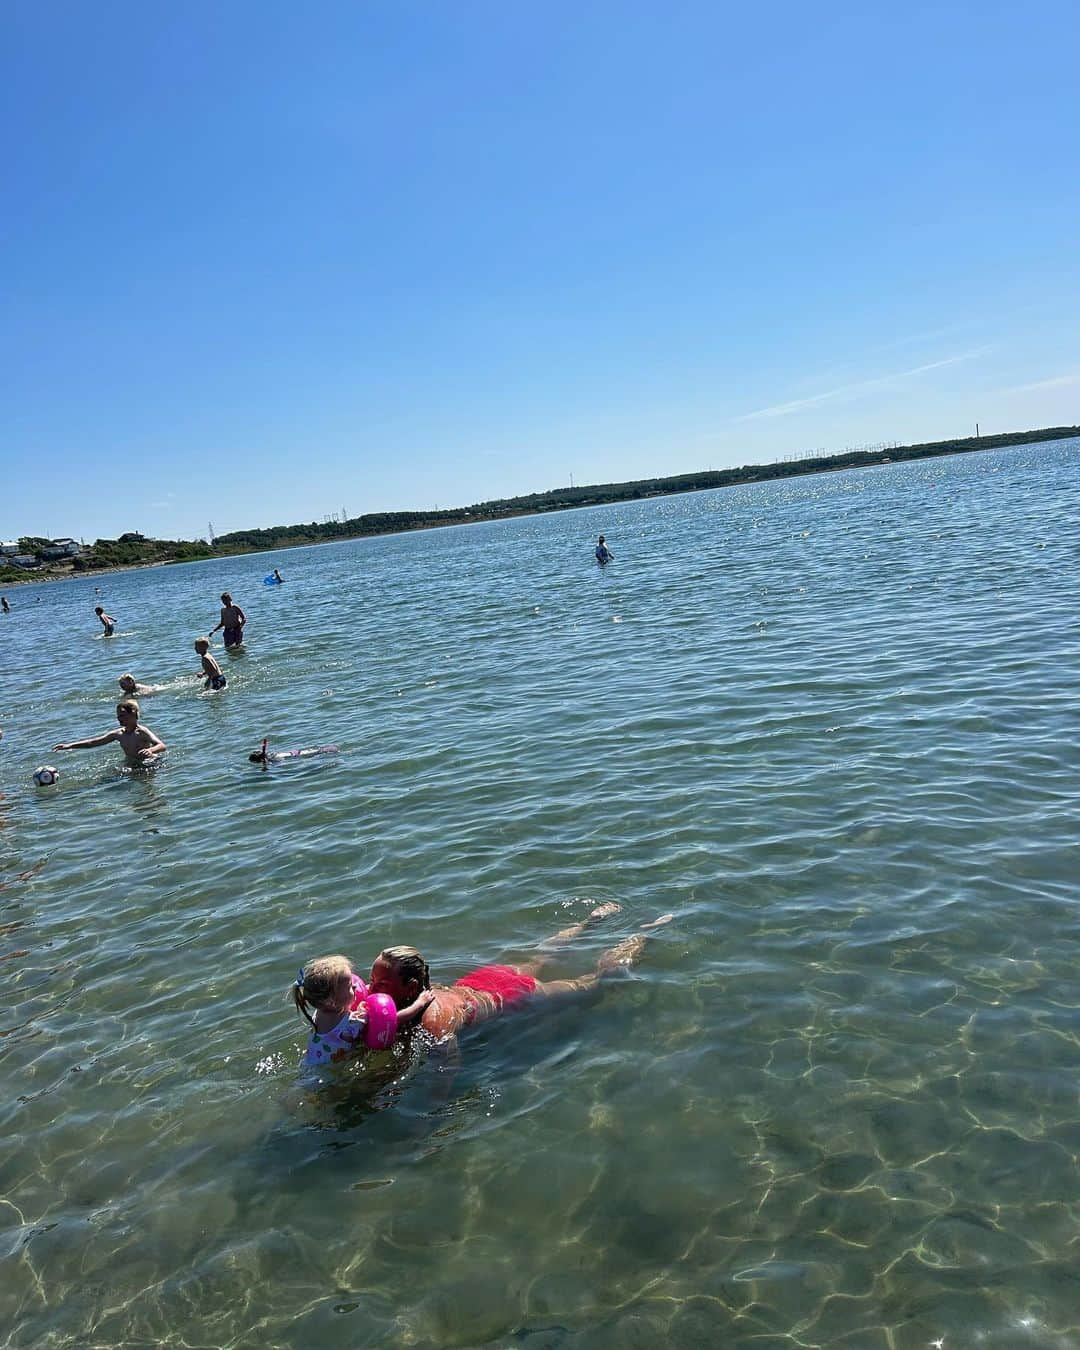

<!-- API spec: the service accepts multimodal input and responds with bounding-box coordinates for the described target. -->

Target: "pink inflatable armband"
[348,973,369,1011]
[362,993,399,1049]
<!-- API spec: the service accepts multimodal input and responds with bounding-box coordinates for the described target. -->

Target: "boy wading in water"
[194,638,227,691]
[53,699,166,766]
[209,593,246,648]
[94,606,117,636]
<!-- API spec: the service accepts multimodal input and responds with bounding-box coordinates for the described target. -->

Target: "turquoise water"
[2,441,1078,1347]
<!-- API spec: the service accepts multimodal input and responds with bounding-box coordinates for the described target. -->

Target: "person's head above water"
[598,535,605,543]
[292,954,355,1029]
[220,592,232,605]
[95,605,105,616]
[369,946,431,1007]
[116,698,139,725]
[118,673,137,694]
[194,637,210,654]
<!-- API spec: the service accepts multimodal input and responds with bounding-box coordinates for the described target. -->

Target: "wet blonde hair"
[116,698,139,718]
[379,946,431,992]
[194,637,209,653]
[118,674,136,689]
[292,954,354,1030]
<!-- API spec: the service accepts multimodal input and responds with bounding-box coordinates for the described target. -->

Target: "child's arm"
[54,730,120,751]
[396,988,437,1026]
[137,727,167,758]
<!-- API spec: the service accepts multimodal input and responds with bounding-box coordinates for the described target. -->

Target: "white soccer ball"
[33,766,59,787]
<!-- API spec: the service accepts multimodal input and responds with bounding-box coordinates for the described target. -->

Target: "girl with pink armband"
[292,955,434,1066]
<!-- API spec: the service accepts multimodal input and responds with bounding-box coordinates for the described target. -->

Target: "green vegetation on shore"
[3,423,1076,585]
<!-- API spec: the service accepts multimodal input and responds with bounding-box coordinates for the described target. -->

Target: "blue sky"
[4,1,1078,542]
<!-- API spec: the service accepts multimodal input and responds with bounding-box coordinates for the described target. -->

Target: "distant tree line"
[3,423,1077,583]
[209,424,1080,553]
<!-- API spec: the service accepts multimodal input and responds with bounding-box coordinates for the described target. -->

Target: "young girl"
[293,954,434,1066]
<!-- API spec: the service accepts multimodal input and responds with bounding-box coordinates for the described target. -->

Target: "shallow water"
[1,440,1079,1347]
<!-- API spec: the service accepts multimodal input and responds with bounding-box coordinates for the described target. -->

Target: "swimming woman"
[368,905,673,1042]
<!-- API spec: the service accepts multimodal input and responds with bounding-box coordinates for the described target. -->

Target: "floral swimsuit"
[304,974,367,1066]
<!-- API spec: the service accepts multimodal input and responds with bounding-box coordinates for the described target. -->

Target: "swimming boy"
[118,673,154,696]
[94,605,117,635]
[53,699,167,765]
[209,593,246,648]
[194,638,227,691]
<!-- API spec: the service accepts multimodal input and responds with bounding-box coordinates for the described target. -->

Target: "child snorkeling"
[194,637,227,691]
[249,738,338,766]
[293,955,435,1065]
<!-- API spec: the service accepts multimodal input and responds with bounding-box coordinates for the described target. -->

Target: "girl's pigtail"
[292,968,316,1029]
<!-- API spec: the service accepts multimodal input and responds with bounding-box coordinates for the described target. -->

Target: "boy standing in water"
[94,605,117,635]
[194,638,227,691]
[595,535,613,564]
[54,699,166,765]
[209,593,246,647]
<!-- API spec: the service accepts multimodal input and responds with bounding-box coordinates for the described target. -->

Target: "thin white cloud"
[997,372,1080,396]
[736,351,986,422]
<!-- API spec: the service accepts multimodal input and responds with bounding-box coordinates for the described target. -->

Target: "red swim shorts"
[454,964,539,1006]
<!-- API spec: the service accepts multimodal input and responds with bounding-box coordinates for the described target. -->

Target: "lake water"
[2,440,1078,1348]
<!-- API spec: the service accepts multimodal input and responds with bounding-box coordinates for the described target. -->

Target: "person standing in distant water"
[595,534,613,564]
[95,605,117,636]
[209,592,246,648]
[1,596,10,613]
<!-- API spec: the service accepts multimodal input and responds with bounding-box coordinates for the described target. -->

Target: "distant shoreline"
[3,422,1076,587]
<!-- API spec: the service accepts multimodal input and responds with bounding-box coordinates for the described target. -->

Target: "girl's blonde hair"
[379,946,431,992]
[117,698,139,717]
[292,954,353,1029]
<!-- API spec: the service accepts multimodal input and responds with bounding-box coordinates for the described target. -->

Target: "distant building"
[41,538,84,561]
[12,555,39,569]
[0,541,20,556]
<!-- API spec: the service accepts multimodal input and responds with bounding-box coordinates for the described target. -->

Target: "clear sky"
[4,1,1078,542]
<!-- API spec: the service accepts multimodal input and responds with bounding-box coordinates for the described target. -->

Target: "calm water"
[2,442,1079,1348]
